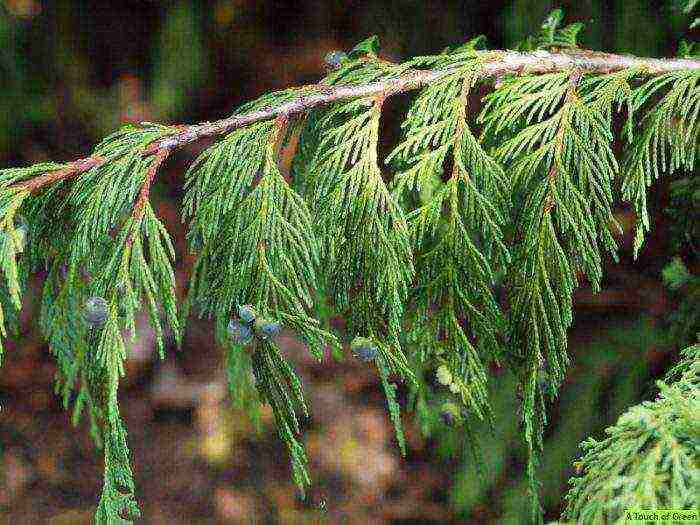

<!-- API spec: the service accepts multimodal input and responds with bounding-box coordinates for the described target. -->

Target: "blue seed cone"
[238,304,257,324]
[254,317,281,338]
[324,50,348,68]
[350,336,377,362]
[83,296,109,326]
[228,319,253,345]
[440,402,460,426]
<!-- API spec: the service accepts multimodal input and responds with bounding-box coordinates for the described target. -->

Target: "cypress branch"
[5,51,696,186]
[1,11,699,523]
[145,50,699,154]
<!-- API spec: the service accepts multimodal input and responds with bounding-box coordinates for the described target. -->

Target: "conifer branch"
[564,342,700,523]
[5,50,698,197]
[142,50,700,154]
[132,149,169,224]
[10,156,105,192]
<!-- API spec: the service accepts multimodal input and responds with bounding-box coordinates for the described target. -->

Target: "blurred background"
[0,1,697,524]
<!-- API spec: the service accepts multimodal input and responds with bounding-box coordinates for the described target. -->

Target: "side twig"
[11,156,105,192]
[133,150,170,223]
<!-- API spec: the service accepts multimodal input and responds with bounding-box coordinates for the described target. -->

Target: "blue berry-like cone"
[228,319,253,345]
[238,304,257,324]
[350,336,377,362]
[324,50,348,68]
[261,320,281,338]
[357,345,377,361]
[441,411,455,426]
[83,296,109,326]
[439,402,460,426]
[254,317,281,339]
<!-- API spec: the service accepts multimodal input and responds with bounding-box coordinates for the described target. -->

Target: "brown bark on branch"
[8,49,700,191]
[132,149,170,224]
[11,156,105,192]
[145,49,700,153]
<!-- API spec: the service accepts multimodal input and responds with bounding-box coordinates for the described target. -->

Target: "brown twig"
[271,114,289,159]
[121,147,170,248]
[11,156,105,192]
[131,149,170,226]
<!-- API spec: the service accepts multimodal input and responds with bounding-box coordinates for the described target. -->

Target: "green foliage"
[388,52,508,430]
[515,9,584,51]
[563,342,699,524]
[225,342,261,428]
[0,217,25,359]
[250,338,311,494]
[678,39,700,58]
[478,63,638,520]
[95,409,140,523]
[1,124,185,522]
[182,114,341,496]
[0,9,699,523]
[562,14,700,514]
[348,35,381,59]
[622,69,700,256]
[434,320,662,522]
[663,257,693,291]
[376,349,409,456]
[302,91,416,448]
